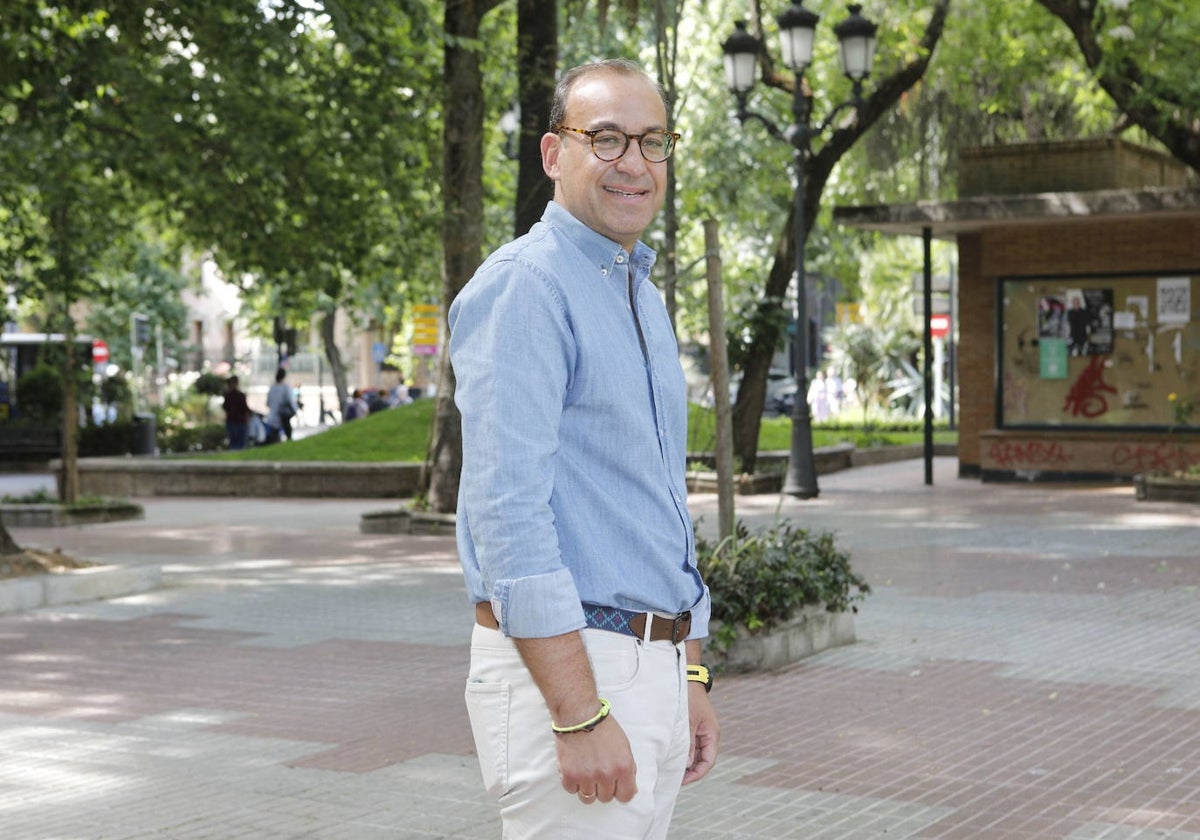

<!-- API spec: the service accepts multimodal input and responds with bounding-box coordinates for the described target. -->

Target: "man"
[265,368,296,442]
[221,375,250,451]
[449,59,718,838]
[1067,294,1092,356]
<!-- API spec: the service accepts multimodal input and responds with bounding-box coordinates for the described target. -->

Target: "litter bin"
[131,412,157,455]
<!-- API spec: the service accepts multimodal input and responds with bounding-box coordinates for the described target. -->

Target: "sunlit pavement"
[0,458,1197,839]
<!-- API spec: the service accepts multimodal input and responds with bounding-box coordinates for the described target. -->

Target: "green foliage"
[15,365,63,422]
[79,421,134,457]
[83,237,193,372]
[99,375,134,421]
[1168,392,1196,430]
[158,423,226,455]
[192,372,227,397]
[696,520,870,648]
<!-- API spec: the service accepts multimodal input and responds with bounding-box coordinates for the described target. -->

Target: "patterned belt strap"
[582,603,637,635]
[582,603,691,643]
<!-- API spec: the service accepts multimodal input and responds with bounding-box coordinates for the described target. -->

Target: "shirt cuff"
[493,569,587,638]
[686,587,712,640]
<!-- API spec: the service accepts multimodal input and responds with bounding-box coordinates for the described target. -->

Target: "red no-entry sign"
[930,314,951,339]
[92,339,109,364]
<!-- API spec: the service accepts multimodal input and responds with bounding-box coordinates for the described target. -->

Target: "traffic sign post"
[930,313,951,339]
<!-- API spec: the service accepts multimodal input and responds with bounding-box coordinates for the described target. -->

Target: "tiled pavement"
[0,458,1197,839]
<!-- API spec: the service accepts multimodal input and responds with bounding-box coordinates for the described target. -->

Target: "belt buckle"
[668,611,691,644]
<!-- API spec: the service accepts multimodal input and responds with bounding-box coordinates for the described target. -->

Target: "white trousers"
[465,624,691,840]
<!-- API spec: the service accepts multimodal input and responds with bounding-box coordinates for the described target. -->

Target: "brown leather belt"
[475,602,691,644]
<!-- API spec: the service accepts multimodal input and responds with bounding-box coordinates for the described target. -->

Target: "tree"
[1035,0,1200,172]
[426,0,507,514]
[0,3,145,503]
[84,236,191,373]
[133,2,443,409]
[728,0,951,472]
[515,0,558,237]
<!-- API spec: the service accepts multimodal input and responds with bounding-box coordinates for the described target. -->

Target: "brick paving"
[0,459,1197,839]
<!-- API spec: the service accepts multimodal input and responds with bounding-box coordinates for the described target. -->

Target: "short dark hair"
[275,368,287,383]
[227,376,239,387]
[548,59,668,131]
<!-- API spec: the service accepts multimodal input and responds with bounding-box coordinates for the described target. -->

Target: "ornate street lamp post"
[722,3,877,499]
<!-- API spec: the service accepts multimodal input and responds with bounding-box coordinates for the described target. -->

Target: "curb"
[0,564,163,615]
[0,502,144,528]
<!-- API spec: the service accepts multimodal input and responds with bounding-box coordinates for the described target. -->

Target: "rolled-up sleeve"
[450,257,587,638]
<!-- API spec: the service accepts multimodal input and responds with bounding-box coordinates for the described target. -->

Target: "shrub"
[80,420,135,456]
[159,422,226,453]
[99,375,135,421]
[696,520,870,649]
[15,364,64,422]
[193,371,227,397]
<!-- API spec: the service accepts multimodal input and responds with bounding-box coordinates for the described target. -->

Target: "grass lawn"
[688,405,958,453]
[192,399,957,463]
[200,399,435,462]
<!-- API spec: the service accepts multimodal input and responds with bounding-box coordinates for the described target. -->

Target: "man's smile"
[603,185,648,197]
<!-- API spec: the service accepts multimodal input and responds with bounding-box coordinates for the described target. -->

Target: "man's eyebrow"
[587,121,669,132]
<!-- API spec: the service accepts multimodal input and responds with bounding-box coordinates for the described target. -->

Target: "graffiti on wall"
[1062,357,1118,418]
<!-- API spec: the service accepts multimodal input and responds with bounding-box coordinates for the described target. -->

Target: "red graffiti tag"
[1063,357,1117,418]
[1113,443,1200,474]
[988,441,1071,469]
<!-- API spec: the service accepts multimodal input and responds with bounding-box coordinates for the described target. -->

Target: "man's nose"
[614,140,649,173]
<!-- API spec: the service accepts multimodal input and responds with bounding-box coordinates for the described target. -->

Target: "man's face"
[541,71,669,252]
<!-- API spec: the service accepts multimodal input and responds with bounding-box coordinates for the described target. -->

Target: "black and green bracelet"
[551,698,612,735]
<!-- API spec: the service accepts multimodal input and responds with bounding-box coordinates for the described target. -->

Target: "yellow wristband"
[687,665,713,693]
[551,698,612,734]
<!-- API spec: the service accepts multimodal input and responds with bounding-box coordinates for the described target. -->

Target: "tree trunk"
[0,523,21,556]
[731,205,797,475]
[428,0,499,514]
[656,0,683,332]
[320,308,349,412]
[514,0,556,238]
[60,316,80,504]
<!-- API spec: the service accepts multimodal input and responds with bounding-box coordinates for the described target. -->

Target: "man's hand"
[513,632,639,804]
[683,680,719,785]
[556,715,639,803]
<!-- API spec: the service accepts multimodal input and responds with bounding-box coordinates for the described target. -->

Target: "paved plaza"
[0,458,1197,839]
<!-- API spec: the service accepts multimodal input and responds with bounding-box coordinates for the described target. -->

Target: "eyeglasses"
[553,124,681,163]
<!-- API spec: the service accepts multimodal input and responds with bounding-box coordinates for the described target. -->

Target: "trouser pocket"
[464,679,511,797]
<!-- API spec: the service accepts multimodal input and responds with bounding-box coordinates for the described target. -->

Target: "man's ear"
[541,132,562,181]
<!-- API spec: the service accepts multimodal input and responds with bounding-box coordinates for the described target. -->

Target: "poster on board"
[1064,288,1114,355]
[1157,276,1191,325]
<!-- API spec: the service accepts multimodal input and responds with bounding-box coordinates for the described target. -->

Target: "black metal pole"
[782,80,819,499]
[922,226,934,485]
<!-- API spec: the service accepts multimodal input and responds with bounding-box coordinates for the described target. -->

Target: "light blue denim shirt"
[449,201,709,640]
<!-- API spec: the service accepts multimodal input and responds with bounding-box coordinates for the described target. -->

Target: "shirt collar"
[542,201,658,279]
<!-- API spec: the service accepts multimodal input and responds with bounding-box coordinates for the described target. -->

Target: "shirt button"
[616,255,626,264]
[600,268,608,276]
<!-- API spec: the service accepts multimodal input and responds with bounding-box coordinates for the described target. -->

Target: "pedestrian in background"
[449,58,718,839]
[342,389,368,422]
[265,368,297,442]
[221,375,250,450]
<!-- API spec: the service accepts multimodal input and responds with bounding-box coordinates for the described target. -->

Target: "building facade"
[836,137,1200,481]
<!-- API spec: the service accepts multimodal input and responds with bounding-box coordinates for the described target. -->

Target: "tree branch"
[1034,0,1200,172]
